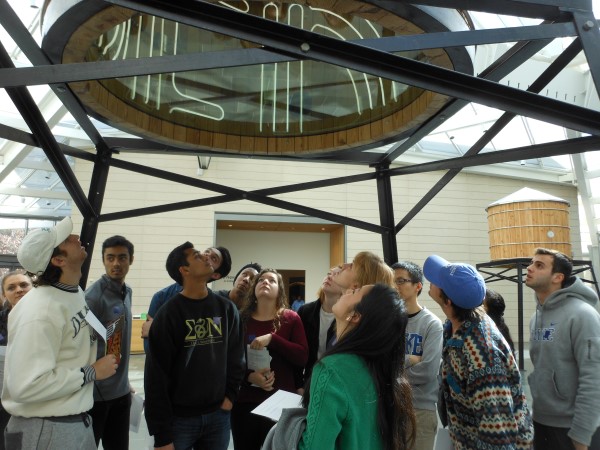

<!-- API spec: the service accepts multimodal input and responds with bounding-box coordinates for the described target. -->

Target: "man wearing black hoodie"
[144,242,244,450]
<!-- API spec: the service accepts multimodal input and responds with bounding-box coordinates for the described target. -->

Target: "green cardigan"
[299,353,383,450]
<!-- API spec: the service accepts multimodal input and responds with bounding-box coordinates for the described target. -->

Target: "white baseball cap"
[17,217,73,275]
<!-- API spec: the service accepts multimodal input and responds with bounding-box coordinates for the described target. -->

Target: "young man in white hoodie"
[526,248,600,450]
[2,217,117,450]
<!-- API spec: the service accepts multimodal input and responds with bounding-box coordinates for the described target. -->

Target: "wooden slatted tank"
[487,187,571,260]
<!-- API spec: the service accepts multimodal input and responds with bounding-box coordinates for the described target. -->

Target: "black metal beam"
[385,34,556,162]
[95,135,600,231]
[101,157,388,234]
[572,12,600,101]
[375,164,398,265]
[103,136,385,165]
[0,22,577,88]
[0,0,597,266]
[394,37,584,233]
[380,0,578,19]
[103,0,600,136]
[0,0,107,148]
[0,122,97,163]
[0,42,96,219]
[80,146,113,288]
[390,136,600,176]
[0,123,38,148]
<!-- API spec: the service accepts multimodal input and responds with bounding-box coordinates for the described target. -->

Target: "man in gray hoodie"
[392,261,442,450]
[526,248,600,450]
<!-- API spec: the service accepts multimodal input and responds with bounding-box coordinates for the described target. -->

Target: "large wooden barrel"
[487,188,571,260]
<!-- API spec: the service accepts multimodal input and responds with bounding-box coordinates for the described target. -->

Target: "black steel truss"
[0,0,599,285]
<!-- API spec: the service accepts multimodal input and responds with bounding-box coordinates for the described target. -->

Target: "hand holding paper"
[247,345,274,390]
[250,333,272,350]
[249,368,275,391]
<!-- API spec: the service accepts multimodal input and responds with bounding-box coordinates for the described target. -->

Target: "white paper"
[247,345,271,371]
[251,389,302,422]
[85,309,107,341]
[434,428,453,450]
[129,393,144,433]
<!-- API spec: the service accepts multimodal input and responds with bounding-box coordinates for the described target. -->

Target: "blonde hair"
[352,251,394,289]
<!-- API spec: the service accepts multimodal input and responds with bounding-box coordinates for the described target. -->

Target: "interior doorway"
[213,214,345,300]
[279,269,305,310]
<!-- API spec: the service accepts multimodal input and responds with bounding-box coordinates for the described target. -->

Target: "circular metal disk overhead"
[42,0,475,155]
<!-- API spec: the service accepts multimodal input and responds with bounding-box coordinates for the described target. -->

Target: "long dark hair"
[484,289,515,351]
[240,269,288,332]
[302,283,415,450]
[440,288,486,324]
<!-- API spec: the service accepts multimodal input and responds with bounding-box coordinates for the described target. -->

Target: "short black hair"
[390,261,423,284]
[232,262,262,284]
[102,235,134,259]
[166,241,193,285]
[534,247,573,287]
[391,261,423,295]
[215,246,232,279]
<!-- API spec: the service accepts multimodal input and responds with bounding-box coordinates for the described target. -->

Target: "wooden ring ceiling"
[44,0,474,155]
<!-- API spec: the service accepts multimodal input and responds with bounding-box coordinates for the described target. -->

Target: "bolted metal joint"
[582,20,597,31]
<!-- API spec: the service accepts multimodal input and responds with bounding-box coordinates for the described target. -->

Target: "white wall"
[73,152,582,346]
[212,229,330,301]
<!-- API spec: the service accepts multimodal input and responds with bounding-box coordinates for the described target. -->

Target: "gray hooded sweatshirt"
[528,276,600,446]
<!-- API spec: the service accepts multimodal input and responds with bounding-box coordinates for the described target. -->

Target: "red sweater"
[238,309,308,405]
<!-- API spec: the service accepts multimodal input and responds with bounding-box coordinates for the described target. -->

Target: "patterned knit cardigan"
[439,316,534,450]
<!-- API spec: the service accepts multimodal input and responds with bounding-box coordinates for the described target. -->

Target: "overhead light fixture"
[30,0,39,8]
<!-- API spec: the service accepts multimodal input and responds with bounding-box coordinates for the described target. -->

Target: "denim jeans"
[172,409,231,450]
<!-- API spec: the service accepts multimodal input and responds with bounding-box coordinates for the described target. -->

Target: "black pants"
[534,421,600,450]
[231,402,276,450]
[88,393,132,450]
[0,404,10,450]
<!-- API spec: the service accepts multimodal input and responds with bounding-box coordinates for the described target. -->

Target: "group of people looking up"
[0,216,598,450]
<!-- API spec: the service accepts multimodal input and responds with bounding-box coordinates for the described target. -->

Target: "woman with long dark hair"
[484,289,515,352]
[231,269,308,450]
[299,283,415,450]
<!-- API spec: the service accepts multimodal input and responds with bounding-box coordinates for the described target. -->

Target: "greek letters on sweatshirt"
[144,291,245,447]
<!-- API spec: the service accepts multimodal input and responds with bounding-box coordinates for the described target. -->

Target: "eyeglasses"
[394,278,414,286]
